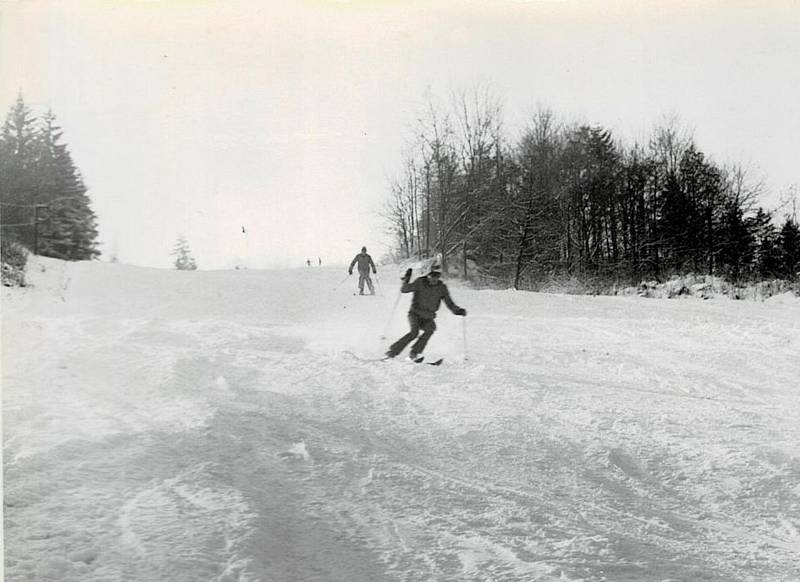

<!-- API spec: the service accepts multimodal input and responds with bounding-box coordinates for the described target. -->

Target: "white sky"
[1,0,798,269]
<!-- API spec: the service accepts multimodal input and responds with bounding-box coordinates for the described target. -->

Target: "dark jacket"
[402,276,460,319]
[349,252,376,274]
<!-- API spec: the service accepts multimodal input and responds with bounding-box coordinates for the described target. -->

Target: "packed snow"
[2,257,799,582]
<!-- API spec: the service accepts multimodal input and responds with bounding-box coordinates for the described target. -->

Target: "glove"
[402,268,412,281]
[348,269,352,275]
[372,268,377,274]
[455,307,467,316]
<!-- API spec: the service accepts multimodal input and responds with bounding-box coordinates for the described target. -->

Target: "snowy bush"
[419,261,799,302]
[1,238,28,287]
[624,274,800,301]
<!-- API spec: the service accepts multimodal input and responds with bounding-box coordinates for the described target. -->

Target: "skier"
[348,246,377,295]
[385,265,466,361]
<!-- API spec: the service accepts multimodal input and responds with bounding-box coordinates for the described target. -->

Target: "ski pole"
[333,273,350,291]
[462,316,468,362]
[380,288,403,339]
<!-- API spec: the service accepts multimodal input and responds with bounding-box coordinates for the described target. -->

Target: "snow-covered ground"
[3,257,799,582]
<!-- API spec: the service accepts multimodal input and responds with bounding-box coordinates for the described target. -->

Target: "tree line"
[384,89,799,289]
[1,95,100,260]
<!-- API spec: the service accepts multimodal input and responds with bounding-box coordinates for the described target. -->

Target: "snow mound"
[277,441,311,461]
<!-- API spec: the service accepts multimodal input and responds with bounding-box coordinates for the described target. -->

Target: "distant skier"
[349,246,377,295]
[385,265,466,360]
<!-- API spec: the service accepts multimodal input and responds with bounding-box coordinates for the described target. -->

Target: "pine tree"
[171,235,197,270]
[716,202,754,281]
[748,208,782,278]
[1,97,100,259]
[778,218,800,279]
[0,94,38,249]
[36,111,100,260]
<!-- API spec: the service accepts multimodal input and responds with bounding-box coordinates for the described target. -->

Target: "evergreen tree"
[172,235,197,270]
[778,218,800,279]
[0,96,100,259]
[0,94,38,249]
[748,208,782,278]
[36,111,100,260]
[716,202,753,281]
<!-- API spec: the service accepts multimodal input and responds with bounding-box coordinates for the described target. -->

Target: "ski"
[343,351,390,363]
[423,358,444,366]
[412,356,444,366]
[344,351,443,366]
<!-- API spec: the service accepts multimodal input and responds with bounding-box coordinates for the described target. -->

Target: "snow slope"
[3,257,800,582]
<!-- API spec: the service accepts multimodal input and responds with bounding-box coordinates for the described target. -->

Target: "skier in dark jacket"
[348,246,377,295]
[385,265,466,360]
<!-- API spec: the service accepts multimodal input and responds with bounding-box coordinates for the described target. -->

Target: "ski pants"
[389,312,436,356]
[358,271,375,294]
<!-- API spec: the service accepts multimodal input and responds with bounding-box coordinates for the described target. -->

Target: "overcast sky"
[2,0,798,269]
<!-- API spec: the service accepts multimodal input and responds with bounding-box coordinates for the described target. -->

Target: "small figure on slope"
[385,265,466,361]
[348,246,377,295]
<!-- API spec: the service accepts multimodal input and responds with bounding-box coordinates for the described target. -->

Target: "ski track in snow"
[3,257,800,581]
